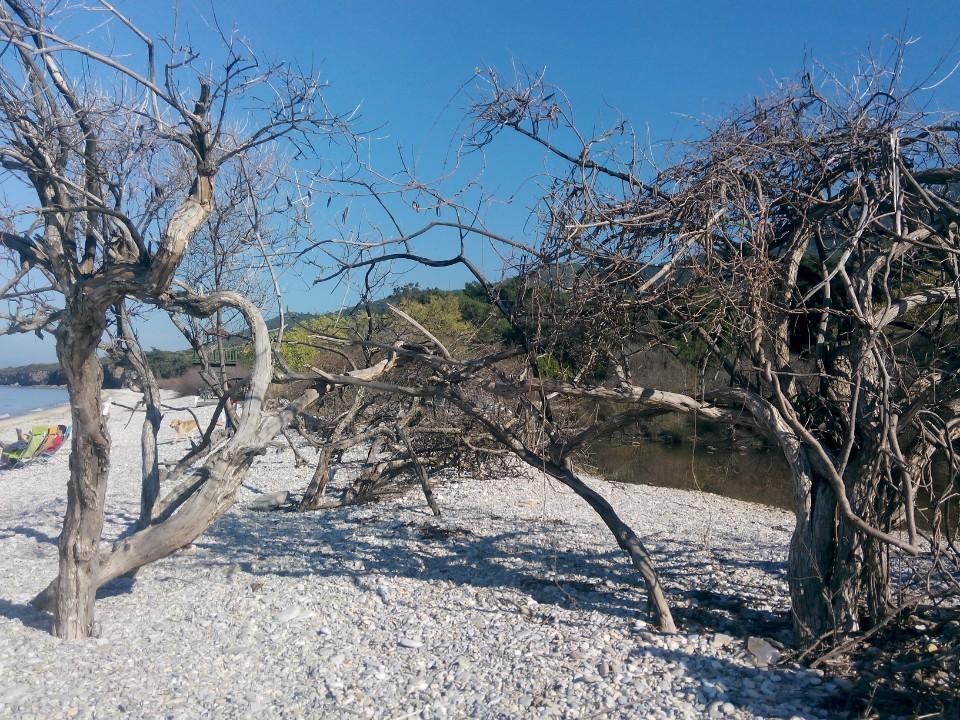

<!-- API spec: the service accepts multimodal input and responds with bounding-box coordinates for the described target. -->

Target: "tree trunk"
[54,309,110,639]
[556,458,677,633]
[138,401,162,528]
[299,445,333,511]
[80,292,319,595]
[117,305,162,529]
[399,426,441,516]
[297,389,370,511]
[788,466,891,645]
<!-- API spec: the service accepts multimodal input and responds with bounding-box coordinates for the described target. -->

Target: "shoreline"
[0,383,67,388]
[0,388,152,438]
[0,402,73,437]
[0,385,70,433]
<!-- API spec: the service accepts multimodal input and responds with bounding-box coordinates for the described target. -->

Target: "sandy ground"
[0,396,843,719]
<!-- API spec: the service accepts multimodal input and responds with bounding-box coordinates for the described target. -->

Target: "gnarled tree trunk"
[55,308,110,639]
[788,463,894,644]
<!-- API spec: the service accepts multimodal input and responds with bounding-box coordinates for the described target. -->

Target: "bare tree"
[0,1,351,638]
[459,61,960,645]
[296,59,960,647]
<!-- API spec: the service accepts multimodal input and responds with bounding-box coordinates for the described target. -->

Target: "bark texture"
[55,309,110,639]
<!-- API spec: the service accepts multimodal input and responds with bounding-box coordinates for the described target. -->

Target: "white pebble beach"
[0,394,842,719]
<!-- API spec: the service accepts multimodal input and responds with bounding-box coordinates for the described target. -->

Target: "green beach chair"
[0,424,69,467]
[1,426,48,466]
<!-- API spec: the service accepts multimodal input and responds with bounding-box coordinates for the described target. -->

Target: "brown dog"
[169,418,199,438]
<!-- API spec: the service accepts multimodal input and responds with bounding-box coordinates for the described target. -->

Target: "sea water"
[0,385,69,419]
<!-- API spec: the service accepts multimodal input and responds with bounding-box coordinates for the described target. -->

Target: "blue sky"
[3,0,960,364]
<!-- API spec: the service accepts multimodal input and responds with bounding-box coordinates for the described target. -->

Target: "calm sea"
[0,385,69,419]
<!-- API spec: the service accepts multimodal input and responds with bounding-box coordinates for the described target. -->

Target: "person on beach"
[0,428,23,451]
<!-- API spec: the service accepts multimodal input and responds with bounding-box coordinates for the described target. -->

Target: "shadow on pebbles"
[0,404,842,719]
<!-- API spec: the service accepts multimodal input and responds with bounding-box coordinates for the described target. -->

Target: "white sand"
[0,397,839,719]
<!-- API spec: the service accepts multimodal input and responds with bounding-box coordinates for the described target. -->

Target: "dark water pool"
[589,439,794,510]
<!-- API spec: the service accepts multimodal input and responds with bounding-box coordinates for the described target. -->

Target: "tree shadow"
[189,501,794,641]
[96,574,137,600]
[674,587,789,641]
[194,510,653,619]
[627,644,842,719]
[651,537,793,640]
[0,597,51,632]
[0,525,58,544]
[179,503,832,717]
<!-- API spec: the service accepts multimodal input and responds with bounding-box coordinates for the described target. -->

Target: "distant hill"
[0,277,523,386]
[0,362,65,386]
[266,311,323,331]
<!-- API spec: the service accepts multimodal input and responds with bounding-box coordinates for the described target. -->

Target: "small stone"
[249,490,289,511]
[0,685,27,705]
[721,702,735,714]
[275,605,301,623]
[398,638,423,649]
[711,633,735,649]
[707,700,723,719]
[746,636,782,666]
[926,642,939,653]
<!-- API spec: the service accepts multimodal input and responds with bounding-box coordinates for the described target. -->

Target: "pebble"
[275,606,301,623]
[0,395,838,719]
[747,636,782,666]
[711,633,735,649]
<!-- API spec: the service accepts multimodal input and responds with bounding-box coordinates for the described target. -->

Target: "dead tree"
[460,62,960,645]
[302,60,960,645]
[0,2,351,638]
[296,196,680,631]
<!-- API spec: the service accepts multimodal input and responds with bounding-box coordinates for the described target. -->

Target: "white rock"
[710,633,735,649]
[275,605,301,623]
[746,636,782,666]
[249,490,289,511]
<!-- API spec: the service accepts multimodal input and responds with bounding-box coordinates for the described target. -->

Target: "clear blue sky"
[3,0,960,365]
